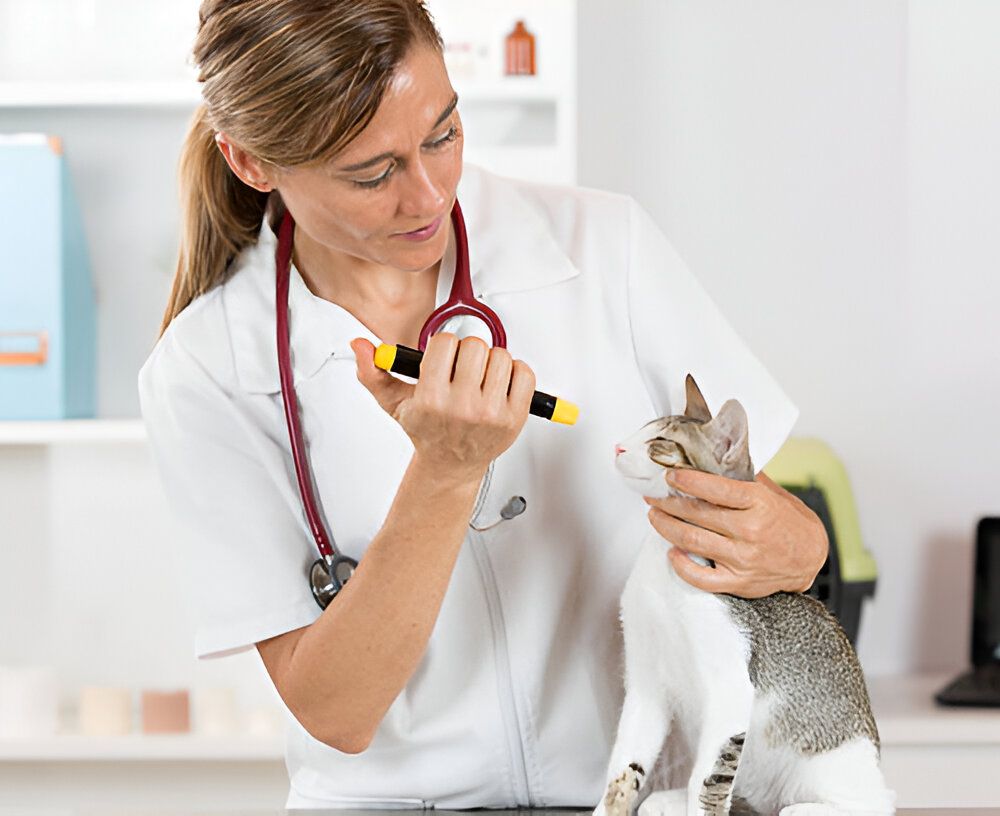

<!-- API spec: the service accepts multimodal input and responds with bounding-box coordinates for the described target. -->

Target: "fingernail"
[665,470,680,485]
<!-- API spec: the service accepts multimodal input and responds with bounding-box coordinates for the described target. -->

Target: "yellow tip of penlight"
[551,399,579,425]
[374,343,397,371]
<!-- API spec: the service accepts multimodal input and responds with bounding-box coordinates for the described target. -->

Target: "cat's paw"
[603,762,646,816]
[637,788,687,816]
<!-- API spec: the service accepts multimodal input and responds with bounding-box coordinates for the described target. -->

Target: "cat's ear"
[683,374,713,422]
[704,399,751,469]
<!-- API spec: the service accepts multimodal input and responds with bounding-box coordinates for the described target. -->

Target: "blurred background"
[0,0,998,810]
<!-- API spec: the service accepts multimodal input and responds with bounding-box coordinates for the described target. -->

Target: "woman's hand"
[350,333,536,483]
[643,469,828,598]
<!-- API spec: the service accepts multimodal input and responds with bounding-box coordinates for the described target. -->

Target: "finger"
[647,507,738,565]
[452,336,490,391]
[668,547,773,599]
[350,338,414,413]
[481,347,514,405]
[667,546,741,593]
[418,332,461,395]
[507,359,536,414]
[644,493,740,540]
[665,468,755,510]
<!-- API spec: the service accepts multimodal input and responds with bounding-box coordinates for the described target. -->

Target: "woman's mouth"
[395,214,443,242]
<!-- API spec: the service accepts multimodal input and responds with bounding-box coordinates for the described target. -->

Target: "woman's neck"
[292,226,441,311]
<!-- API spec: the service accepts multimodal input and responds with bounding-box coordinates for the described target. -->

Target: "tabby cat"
[594,374,895,816]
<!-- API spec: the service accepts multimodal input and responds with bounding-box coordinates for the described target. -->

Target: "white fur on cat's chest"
[620,530,753,689]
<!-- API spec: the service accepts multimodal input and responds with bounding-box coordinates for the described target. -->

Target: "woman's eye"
[353,167,393,189]
[351,127,457,190]
[430,125,459,147]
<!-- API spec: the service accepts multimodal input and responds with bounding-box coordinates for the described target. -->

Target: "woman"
[138,0,828,809]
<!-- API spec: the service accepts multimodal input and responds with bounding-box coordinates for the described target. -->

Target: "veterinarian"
[138,0,829,809]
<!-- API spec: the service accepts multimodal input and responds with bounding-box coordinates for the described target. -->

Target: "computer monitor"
[972,517,1000,667]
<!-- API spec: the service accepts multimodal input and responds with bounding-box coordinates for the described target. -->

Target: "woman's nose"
[398,163,445,217]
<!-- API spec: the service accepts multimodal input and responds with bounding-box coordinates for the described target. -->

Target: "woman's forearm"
[281,452,485,752]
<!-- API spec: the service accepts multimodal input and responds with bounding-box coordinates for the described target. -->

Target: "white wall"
[578,0,999,675]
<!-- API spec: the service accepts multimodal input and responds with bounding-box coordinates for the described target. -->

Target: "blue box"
[0,134,96,420]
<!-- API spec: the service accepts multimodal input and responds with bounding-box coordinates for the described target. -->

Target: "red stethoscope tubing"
[274,198,505,566]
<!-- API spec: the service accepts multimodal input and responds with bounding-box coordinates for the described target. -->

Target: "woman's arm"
[256,453,484,754]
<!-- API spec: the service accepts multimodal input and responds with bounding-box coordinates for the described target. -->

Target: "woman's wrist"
[409,452,487,492]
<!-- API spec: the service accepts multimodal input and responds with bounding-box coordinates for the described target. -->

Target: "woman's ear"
[214,132,275,192]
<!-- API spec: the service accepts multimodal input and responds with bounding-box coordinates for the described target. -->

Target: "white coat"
[137,162,799,810]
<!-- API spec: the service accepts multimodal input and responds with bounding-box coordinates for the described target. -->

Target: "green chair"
[763,437,878,646]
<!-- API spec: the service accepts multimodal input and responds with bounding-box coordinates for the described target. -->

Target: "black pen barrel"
[373,343,578,425]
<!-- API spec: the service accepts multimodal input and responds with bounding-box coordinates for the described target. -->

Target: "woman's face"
[254,43,463,275]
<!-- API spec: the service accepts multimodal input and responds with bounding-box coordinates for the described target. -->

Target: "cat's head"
[613,374,755,498]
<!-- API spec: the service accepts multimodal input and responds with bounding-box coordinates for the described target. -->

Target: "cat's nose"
[614,444,625,456]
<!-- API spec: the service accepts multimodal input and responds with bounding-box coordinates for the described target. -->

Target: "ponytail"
[158,104,269,339]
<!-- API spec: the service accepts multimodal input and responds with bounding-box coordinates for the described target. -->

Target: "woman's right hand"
[350,333,536,481]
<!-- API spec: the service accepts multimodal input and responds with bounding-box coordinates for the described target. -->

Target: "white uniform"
[137,162,799,810]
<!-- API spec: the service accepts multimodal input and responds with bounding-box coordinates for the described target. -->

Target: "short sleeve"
[625,197,799,473]
[138,328,321,659]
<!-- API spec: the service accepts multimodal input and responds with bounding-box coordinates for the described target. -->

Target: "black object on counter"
[937,517,1000,707]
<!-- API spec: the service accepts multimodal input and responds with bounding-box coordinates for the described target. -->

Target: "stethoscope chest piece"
[310,553,359,610]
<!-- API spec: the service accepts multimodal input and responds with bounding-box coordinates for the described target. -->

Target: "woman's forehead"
[335,47,454,160]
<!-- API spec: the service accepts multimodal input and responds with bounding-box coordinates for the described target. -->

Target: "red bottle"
[504,19,536,76]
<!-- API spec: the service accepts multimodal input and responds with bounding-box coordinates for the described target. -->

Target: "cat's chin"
[619,472,670,499]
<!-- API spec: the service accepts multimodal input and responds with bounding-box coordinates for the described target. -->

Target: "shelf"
[0,81,202,108]
[0,419,147,444]
[454,77,564,102]
[0,78,564,109]
[1,675,993,763]
[0,733,283,761]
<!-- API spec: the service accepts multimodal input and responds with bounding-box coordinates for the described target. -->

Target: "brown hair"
[159,0,443,338]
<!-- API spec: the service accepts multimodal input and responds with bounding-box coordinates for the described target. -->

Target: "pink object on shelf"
[140,689,190,734]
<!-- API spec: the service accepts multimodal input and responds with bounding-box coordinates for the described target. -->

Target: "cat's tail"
[698,731,746,815]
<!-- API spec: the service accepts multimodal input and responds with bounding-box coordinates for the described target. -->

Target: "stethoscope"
[275,198,527,610]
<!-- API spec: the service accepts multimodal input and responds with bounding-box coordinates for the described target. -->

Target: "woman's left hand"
[643,469,828,598]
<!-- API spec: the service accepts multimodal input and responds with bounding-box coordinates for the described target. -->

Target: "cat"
[594,374,896,816]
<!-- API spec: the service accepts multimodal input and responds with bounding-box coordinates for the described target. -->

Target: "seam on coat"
[518,672,545,806]
[468,529,519,803]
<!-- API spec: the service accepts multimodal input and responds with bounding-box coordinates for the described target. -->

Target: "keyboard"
[935,662,1000,706]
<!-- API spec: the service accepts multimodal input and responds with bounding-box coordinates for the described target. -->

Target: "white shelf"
[0,78,563,109]
[0,419,146,444]
[0,733,283,761]
[0,674,990,764]
[454,78,564,102]
[0,81,202,108]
